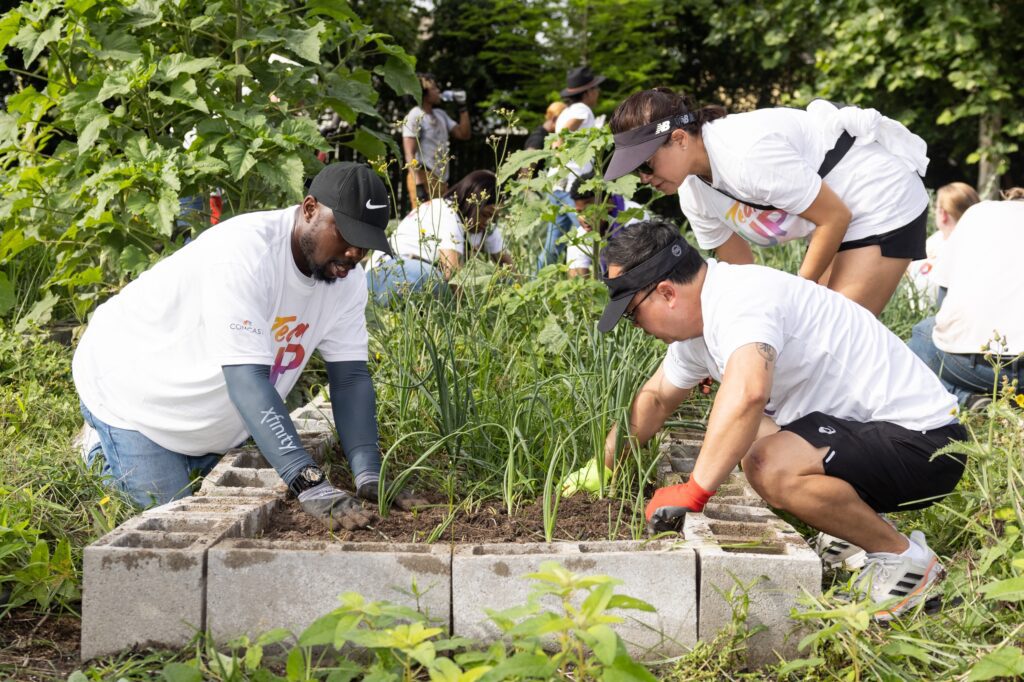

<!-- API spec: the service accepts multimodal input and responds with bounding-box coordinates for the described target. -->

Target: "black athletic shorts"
[836,206,927,260]
[781,411,967,513]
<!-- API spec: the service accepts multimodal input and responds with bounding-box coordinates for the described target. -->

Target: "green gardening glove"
[561,459,611,496]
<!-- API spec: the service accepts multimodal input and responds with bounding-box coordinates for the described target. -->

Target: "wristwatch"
[289,465,326,496]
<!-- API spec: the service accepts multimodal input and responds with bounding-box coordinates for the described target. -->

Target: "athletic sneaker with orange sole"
[853,530,945,621]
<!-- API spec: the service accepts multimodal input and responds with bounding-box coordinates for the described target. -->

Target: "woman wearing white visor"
[604,88,931,316]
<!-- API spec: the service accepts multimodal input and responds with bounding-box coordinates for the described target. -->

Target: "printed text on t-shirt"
[270,315,308,385]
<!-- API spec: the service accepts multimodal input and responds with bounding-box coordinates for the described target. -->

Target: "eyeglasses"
[622,285,657,325]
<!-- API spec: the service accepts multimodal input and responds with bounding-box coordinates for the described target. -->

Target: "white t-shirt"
[661,260,956,431]
[690,108,928,249]
[679,175,815,249]
[931,200,1024,354]
[73,207,369,456]
[370,199,504,268]
[554,102,598,181]
[566,199,649,271]
[905,231,947,307]
[402,106,457,181]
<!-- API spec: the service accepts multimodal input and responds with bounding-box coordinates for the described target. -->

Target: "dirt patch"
[0,607,82,681]
[262,493,645,544]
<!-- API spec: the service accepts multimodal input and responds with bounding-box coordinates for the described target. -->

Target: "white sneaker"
[72,423,100,463]
[814,515,896,570]
[853,530,945,621]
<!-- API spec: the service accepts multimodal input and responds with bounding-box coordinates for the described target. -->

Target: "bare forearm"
[798,222,846,281]
[691,383,765,491]
[603,388,680,468]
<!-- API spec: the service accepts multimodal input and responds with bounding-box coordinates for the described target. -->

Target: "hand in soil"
[356,482,429,511]
[646,505,690,534]
[298,482,375,531]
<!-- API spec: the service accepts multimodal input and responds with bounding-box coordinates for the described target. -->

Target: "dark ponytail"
[610,88,726,137]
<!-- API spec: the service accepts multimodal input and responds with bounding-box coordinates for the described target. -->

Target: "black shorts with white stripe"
[780,411,967,513]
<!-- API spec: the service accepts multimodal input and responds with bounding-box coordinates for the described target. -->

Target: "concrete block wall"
[82,415,822,668]
[207,540,451,642]
[452,540,697,661]
[684,509,821,668]
[81,513,240,660]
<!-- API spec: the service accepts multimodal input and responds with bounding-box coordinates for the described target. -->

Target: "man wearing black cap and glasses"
[73,162,422,531]
[592,219,968,621]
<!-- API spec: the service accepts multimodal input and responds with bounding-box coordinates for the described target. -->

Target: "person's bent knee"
[741,446,789,509]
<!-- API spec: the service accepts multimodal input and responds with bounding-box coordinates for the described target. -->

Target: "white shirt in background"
[370,199,504,268]
[931,200,1024,354]
[905,231,947,308]
[553,101,598,182]
[402,106,458,181]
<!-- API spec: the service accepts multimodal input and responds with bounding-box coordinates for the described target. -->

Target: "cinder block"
[684,513,821,667]
[144,495,280,538]
[81,518,237,661]
[452,541,697,661]
[206,539,451,642]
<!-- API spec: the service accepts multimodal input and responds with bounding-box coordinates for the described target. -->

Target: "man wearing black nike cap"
[74,162,423,531]
[591,219,968,620]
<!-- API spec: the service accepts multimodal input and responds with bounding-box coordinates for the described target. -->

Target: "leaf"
[161,662,203,682]
[585,624,619,666]
[776,657,826,675]
[477,653,555,682]
[344,128,389,161]
[97,31,141,61]
[978,575,1024,602]
[606,594,656,612]
[223,141,260,181]
[97,70,133,102]
[0,272,15,316]
[22,16,63,67]
[285,647,305,681]
[14,291,57,333]
[255,155,304,202]
[159,54,218,81]
[0,11,23,52]
[283,22,325,62]
[78,114,111,154]
[968,646,1024,681]
[603,654,658,682]
[375,54,420,99]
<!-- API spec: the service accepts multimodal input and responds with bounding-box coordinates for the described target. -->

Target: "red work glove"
[645,478,715,533]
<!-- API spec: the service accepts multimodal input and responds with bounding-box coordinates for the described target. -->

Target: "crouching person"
[591,219,967,620]
[73,163,420,531]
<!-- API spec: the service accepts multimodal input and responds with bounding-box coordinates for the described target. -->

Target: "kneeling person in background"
[593,219,967,620]
[566,171,650,279]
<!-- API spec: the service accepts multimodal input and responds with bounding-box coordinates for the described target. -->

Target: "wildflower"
[1016,394,1024,409]
[375,352,383,362]
[99,496,110,506]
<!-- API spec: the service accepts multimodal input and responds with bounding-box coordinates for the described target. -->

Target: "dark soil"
[262,493,646,544]
[0,607,82,681]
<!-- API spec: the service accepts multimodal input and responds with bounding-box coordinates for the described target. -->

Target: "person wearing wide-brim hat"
[536,65,608,271]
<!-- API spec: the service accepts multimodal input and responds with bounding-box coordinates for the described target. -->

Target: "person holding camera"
[402,73,471,208]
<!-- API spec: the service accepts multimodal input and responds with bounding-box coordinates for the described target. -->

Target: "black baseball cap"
[309,162,393,256]
[603,112,696,181]
[598,236,690,332]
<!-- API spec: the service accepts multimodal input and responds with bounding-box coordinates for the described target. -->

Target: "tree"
[0,0,418,325]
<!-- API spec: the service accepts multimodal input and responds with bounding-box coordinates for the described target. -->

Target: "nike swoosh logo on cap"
[365,199,387,210]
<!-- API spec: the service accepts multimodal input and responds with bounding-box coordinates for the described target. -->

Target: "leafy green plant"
[0,0,418,325]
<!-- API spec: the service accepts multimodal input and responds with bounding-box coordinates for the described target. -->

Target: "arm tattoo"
[756,343,776,370]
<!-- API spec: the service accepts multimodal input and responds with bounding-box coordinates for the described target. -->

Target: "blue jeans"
[908,317,1024,405]
[80,401,222,508]
[536,189,579,272]
[366,257,444,306]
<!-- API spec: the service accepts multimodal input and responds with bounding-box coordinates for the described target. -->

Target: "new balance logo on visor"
[655,120,670,134]
[819,425,837,435]
[365,199,387,210]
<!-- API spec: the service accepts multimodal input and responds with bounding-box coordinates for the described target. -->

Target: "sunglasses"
[622,285,657,325]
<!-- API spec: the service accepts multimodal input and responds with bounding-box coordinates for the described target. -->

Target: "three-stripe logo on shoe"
[889,572,924,597]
